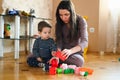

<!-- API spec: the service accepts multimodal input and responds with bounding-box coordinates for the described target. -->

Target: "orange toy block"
[79,67,94,75]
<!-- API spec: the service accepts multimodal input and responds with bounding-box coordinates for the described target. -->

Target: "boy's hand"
[49,57,59,64]
[51,51,56,56]
[37,57,42,62]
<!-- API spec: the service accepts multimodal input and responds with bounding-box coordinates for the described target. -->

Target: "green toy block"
[70,69,74,73]
[84,72,88,76]
[118,58,120,61]
[64,69,70,74]
[64,68,74,74]
[57,68,63,74]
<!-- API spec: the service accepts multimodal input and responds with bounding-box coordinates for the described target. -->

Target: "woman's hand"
[62,49,72,59]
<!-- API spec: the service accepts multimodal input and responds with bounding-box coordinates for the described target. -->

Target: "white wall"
[0,0,53,53]
[53,0,99,52]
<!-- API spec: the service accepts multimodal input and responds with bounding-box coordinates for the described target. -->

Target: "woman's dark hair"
[38,21,51,32]
[55,0,80,42]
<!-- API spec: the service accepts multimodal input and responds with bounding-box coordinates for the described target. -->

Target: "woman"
[55,0,88,67]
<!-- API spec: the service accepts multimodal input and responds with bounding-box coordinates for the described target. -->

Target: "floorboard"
[0,52,120,80]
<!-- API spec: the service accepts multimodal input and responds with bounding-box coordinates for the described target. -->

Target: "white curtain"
[108,0,120,53]
[99,0,120,53]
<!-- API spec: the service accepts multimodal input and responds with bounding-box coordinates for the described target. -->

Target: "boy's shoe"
[38,63,45,68]
[43,63,49,72]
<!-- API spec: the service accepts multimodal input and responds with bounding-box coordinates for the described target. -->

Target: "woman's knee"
[75,57,84,67]
[65,54,84,67]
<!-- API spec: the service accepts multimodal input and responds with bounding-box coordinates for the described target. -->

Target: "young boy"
[27,21,56,71]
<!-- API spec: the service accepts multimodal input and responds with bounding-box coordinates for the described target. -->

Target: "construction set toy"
[54,51,66,61]
[47,51,94,77]
[6,8,35,17]
[4,24,11,38]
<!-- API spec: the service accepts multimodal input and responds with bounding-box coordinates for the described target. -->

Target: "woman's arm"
[62,17,88,58]
[62,45,81,58]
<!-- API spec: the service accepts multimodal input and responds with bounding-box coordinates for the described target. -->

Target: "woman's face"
[59,9,70,23]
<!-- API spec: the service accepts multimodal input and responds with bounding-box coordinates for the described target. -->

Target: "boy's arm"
[52,42,57,51]
[33,39,41,58]
[50,38,57,56]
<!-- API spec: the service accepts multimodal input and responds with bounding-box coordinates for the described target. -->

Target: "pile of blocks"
[48,51,93,76]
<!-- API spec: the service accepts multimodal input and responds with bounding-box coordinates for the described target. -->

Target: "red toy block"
[49,67,57,75]
[50,58,58,67]
[54,51,66,61]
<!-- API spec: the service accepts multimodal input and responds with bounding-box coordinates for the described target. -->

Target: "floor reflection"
[0,60,4,80]
[14,61,19,80]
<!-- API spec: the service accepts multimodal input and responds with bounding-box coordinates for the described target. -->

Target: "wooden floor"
[0,52,120,80]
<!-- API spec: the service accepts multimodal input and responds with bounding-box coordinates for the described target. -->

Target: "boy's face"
[39,27,51,40]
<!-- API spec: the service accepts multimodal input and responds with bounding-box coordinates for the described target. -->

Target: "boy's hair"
[38,21,52,32]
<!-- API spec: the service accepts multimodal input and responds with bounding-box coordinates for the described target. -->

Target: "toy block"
[64,68,74,74]
[54,51,66,61]
[75,67,80,75]
[50,58,58,67]
[49,67,57,75]
[56,68,63,74]
[79,67,93,75]
[64,69,70,74]
[68,65,77,70]
[60,63,68,70]
[80,71,88,76]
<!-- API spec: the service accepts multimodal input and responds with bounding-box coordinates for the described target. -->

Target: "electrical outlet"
[89,27,95,33]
